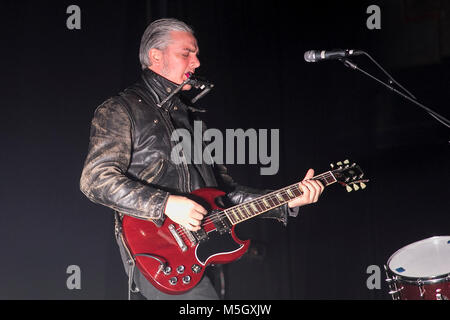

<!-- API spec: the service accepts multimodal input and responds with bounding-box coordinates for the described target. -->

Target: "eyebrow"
[182,47,200,55]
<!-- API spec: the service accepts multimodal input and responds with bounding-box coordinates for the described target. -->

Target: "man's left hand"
[287,169,324,208]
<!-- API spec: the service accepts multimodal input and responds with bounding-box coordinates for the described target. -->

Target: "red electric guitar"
[122,160,368,294]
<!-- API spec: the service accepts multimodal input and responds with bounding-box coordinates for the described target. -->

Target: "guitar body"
[122,188,250,295]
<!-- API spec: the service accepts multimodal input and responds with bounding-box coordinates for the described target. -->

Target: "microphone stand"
[338,57,450,130]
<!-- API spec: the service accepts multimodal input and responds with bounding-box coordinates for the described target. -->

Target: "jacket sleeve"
[213,163,299,226]
[79,98,169,222]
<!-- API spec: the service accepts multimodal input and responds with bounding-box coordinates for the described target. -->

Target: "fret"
[236,207,245,220]
[271,196,281,206]
[326,174,337,185]
[287,189,295,198]
[240,206,250,218]
[224,170,339,226]
[264,197,273,207]
[291,186,302,197]
[230,208,240,222]
[281,191,290,201]
[254,201,264,212]
[227,210,236,223]
[245,204,255,216]
[315,172,336,186]
[254,200,266,211]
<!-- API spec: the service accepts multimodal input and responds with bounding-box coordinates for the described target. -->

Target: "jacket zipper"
[134,82,191,193]
[158,107,191,193]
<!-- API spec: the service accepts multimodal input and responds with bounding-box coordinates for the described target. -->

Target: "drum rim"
[386,268,450,285]
[386,235,450,284]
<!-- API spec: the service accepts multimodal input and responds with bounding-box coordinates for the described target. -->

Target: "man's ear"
[148,48,163,66]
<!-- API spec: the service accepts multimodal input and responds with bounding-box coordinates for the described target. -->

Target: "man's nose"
[191,55,200,69]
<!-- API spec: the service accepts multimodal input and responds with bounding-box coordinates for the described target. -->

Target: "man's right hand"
[164,195,207,231]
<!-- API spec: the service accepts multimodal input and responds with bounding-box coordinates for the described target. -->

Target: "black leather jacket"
[80,69,293,226]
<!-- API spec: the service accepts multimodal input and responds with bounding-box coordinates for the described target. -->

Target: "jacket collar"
[141,68,180,105]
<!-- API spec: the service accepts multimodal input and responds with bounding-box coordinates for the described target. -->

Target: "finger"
[317,180,325,192]
[302,168,315,181]
[190,211,205,221]
[308,180,322,202]
[303,181,318,203]
[300,181,312,200]
[189,217,202,227]
[306,182,317,203]
[313,179,325,195]
[311,185,321,202]
[186,223,201,231]
[192,203,207,215]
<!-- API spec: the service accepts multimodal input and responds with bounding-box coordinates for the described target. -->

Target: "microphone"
[188,74,214,91]
[304,49,363,62]
[186,72,215,104]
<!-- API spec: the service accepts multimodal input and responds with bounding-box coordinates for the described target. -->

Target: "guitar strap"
[114,212,140,300]
[114,212,168,299]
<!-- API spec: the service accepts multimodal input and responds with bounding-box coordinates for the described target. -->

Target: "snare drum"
[385,236,450,300]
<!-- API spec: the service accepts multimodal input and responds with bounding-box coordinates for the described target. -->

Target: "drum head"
[388,236,450,278]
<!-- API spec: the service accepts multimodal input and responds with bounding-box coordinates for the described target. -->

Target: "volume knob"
[163,266,172,275]
[169,277,178,285]
[176,265,185,274]
[182,276,191,284]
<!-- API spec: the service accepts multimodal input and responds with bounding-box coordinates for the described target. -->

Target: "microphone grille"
[304,50,316,63]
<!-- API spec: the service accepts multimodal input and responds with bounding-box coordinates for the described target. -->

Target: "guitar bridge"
[168,224,188,252]
[181,226,198,246]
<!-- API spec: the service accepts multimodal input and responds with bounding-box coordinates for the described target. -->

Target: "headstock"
[330,160,369,192]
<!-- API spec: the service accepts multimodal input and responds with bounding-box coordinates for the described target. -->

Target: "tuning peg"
[360,182,366,189]
[343,159,349,164]
[346,185,353,192]
[353,184,360,191]
[330,163,335,169]
[337,161,343,166]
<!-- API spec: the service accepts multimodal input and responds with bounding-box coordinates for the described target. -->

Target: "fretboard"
[224,171,337,225]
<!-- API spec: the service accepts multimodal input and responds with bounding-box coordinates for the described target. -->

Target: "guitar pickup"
[193,228,209,243]
[213,211,232,234]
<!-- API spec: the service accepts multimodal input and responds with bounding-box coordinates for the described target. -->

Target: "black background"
[0,0,449,300]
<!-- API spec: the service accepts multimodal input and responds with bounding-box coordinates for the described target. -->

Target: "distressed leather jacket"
[80,69,295,226]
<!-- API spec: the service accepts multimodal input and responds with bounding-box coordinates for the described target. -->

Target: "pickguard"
[195,230,242,264]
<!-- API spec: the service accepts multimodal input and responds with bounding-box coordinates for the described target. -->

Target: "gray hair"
[139,18,194,70]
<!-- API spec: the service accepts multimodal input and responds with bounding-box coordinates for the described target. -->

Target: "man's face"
[149,30,200,90]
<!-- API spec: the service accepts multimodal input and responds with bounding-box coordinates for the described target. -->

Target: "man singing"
[80,18,324,300]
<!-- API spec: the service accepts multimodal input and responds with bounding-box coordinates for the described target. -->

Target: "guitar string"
[176,183,304,237]
[174,172,336,238]
[174,172,337,237]
[174,171,337,235]
[175,167,363,239]
[174,186,301,238]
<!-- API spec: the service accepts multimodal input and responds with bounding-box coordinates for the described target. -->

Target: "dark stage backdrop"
[0,0,448,300]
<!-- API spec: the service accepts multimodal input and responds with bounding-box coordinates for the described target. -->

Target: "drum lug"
[385,265,402,300]
[417,280,426,298]
[388,286,404,299]
[436,289,448,300]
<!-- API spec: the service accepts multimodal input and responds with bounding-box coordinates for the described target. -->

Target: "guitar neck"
[224,171,337,225]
